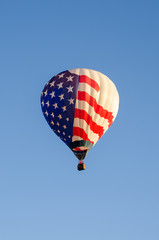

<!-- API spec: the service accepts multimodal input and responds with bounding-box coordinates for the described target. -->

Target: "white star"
[50,91,55,98]
[44,90,48,96]
[62,106,66,112]
[57,122,60,126]
[58,73,65,78]
[41,101,44,106]
[44,110,48,117]
[41,92,43,97]
[66,118,69,121]
[58,93,64,100]
[50,81,55,87]
[57,82,63,89]
[64,138,66,141]
[63,125,67,129]
[58,114,62,119]
[51,112,54,118]
[57,130,60,133]
[51,121,54,125]
[66,75,74,82]
[46,101,50,107]
[67,86,73,92]
[68,135,71,138]
[68,98,74,104]
[63,132,65,135]
[53,103,58,109]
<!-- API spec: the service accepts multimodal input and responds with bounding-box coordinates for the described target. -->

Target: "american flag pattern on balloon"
[41,68,119,159]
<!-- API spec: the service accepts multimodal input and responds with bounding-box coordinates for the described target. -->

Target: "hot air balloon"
[41,68,119,171]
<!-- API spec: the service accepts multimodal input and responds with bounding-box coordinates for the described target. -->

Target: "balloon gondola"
[77,161,85,171]
[41,68,119,171]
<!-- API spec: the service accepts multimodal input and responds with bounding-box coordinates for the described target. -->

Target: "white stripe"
[72,136,83,142]
[73,118,99,143]
[75,99,109,130]
[78,82,98,97]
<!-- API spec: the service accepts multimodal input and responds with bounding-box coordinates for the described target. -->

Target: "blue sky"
[0,0,159,239]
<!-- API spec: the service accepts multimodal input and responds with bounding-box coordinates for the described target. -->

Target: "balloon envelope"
[41,68,119,160]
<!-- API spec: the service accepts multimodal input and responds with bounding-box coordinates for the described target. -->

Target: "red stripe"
[76,91,114,127]
[73,127,94,144]
[80,75,100,92]
[73,147,88,151]
[74,109,104,138]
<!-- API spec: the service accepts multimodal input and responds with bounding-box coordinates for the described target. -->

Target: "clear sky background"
[0,1,159,239]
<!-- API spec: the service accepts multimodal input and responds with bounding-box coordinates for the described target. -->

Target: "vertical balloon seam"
[108,80,115,127]
[92,70,101,146]
[82,68,93,150]
[74,68,82,145]
[95,72,105,142]
[88,69,99,146]
[96,72,109,141]
[104,79,114,130]
[84,69,93,147]
[98,74,113,137]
